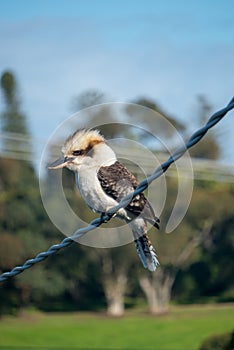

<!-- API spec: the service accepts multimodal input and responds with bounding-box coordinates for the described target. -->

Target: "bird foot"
[100,211,115,223]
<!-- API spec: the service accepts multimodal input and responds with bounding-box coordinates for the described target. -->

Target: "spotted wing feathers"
[97,161,159,228]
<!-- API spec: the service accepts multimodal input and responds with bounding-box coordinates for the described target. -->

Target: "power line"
[1,136,234,183]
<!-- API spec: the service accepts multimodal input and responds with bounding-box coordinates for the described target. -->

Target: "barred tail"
[134,234,159,272]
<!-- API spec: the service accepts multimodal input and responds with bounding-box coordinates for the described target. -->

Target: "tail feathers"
[134,234,159,272]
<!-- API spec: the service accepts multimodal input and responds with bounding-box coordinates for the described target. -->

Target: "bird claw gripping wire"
[100,211,115,222]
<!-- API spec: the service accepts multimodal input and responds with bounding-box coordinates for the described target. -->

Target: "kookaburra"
[49,129,160,271]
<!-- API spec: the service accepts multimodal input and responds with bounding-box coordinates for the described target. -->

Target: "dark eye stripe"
[72,150,85,156]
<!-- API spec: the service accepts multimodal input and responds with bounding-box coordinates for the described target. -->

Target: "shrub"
[199,330,234,350]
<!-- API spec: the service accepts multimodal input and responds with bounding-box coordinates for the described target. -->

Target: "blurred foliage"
[199,330,234,350]
[0,75,233,316]
[132,97,185,133]
[189,95,220,160]
[71,88,106,111]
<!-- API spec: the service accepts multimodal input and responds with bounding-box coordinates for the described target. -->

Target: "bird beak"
[48,157,74,170]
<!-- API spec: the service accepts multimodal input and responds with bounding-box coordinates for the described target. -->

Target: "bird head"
[48,128,114,171]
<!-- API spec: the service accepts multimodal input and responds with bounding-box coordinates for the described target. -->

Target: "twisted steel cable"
[0,97,234,283]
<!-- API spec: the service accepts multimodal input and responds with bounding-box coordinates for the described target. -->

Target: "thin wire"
[0,97,234,282]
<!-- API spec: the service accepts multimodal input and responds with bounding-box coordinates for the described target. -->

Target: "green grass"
[0,304,233,350]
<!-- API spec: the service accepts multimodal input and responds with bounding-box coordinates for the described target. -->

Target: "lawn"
[0,304,233,350]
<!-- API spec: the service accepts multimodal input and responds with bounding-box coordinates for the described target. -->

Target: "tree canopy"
[0,75,233,316]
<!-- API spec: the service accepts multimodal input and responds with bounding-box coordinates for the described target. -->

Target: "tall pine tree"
[0,71,49,314]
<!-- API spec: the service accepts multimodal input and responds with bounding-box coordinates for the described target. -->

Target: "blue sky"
[0,0,234,163]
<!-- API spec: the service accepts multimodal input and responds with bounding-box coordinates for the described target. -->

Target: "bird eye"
[72,150,84,156]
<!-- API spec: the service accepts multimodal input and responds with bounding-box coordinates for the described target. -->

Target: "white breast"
[75,169,118,213]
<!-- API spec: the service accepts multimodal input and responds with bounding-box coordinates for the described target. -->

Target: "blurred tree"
[0,72,30,313]
[138,219,213,314]
[95,244,136,316]
[0,233,24,269]
[0,71,31,153]
[70,89,128,138]
[125,97,186,150]
[173,181,234,304]
[132,97,185,133]
[0,70,61,314]
[137,178,234,313]
[0,71,37,232]
[189,95,220,160]
[176,200,234,303]
[71,88,106,111]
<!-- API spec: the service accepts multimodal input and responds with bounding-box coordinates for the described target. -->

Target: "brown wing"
[97,161,159,228]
